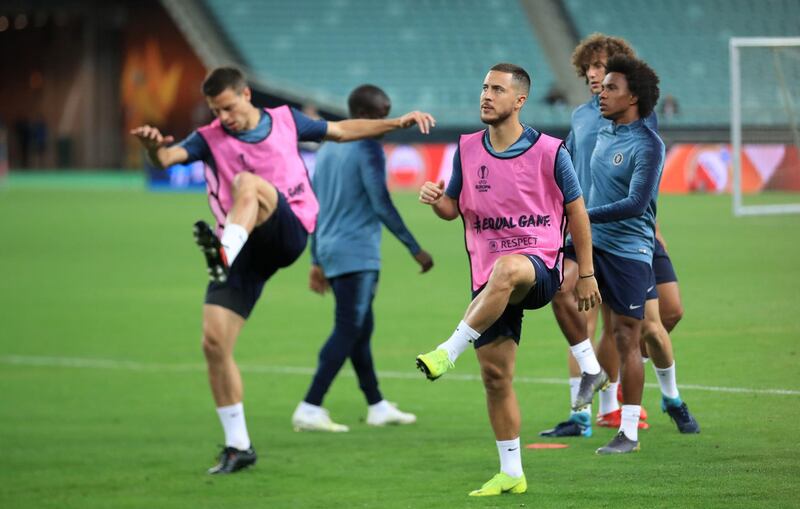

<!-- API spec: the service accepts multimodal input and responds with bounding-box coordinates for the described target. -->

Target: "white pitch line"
[2,354,799,396]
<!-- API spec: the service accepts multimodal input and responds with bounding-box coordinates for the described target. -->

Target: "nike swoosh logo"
[646,285,655,292]
[507,447,519,452]
[629,304,642,310]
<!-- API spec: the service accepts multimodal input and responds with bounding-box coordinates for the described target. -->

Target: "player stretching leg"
[132,67,435,474]
[416,64,600,495]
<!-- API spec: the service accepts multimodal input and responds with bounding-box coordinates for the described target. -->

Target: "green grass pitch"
[1,179,799,508]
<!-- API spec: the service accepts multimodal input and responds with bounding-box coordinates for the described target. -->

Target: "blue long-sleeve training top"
[587,119,665,265]
[311,139,421,278]
[565,95,658,205]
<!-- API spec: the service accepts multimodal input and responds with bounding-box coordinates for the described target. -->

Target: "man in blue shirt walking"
[292,85,433,431]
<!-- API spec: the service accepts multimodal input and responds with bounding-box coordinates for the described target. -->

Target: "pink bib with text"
[198,105,318,235]
[458,130,566,291]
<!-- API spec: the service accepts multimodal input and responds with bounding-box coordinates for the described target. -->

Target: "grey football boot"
[596,431,640,455]
[572,369,610,410]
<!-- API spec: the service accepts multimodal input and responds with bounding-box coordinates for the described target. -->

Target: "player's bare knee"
[231,171,259,196]
[551,289,571,311]
[231,172,252,188]
[559,260,578,293]
[640,317,662,344]
[551,293,576,330]
[201,328,227,362]
[256,182,280,222]
[488,256,523,291]
[480,364,511,393]
[661,306,684,333]
[613,322,640,354]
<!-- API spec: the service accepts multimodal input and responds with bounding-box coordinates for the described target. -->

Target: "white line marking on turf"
[3,354,799,396]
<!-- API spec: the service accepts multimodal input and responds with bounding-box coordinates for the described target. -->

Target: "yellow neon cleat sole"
[415,349,454,381]
[468,472,527,497]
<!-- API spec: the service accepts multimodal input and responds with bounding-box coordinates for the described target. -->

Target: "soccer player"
[292,85,433,431]
[415,63,601,495]
[540,34,698,439]
[131,67,435,474]
[584,54,664,454]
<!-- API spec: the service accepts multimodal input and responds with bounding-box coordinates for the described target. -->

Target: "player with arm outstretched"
[131,67,435,474]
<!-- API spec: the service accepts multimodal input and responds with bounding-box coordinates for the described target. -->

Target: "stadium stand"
[562,0,800,126]
[202,0,572,127]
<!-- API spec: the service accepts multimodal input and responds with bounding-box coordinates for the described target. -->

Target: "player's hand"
[419,180,445,205]
[308,265,329,295]
[130,125,175,151]
[397,111,436,134]
[574,275,601,312]
[414,249,434,273]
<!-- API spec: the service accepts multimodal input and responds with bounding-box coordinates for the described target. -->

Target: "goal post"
[730,37,800,216]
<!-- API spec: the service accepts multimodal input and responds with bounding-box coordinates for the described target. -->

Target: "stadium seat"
[203,0,571,127]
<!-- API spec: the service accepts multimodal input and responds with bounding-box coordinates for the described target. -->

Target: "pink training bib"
[458,130,567,291]
[198,105,318,235]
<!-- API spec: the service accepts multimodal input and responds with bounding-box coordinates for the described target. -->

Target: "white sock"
[620,404,641,441]
[299,401,323,414]
[654,362,680,399]
[642,356,650,364]
[496,438,523,478]
[220,223,248,265]
[216,402,251,450]
[437,320,481,363]
[599,382,620,415]
[569,339,601,375]
[368,400,392,413]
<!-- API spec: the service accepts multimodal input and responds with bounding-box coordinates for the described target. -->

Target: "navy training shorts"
[593,247,654,320]
[653,238,678,286]
[473,254,561,348]
[205,192,308,319]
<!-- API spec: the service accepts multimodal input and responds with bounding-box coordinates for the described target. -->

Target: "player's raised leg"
[417,254,535,381]
[196,173,280,283]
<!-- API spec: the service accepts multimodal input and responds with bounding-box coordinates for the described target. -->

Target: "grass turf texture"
[1,183,799,508]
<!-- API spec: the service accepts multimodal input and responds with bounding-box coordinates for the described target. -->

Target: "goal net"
[730,37,800,216]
